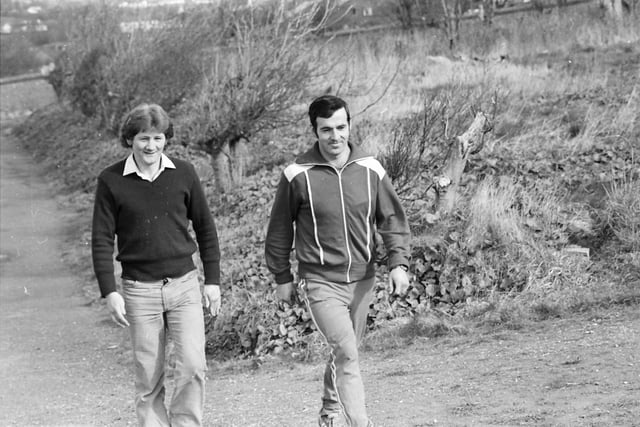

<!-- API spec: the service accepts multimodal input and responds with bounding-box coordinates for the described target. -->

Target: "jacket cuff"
[389,256,410,271]
[275,271,294,284]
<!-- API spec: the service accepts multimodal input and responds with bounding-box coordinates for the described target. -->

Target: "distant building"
[117,0,221,7]
[119,19,172,32]
[0,16,48,34]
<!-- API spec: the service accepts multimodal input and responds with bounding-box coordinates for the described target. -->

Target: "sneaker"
[318,414,337,427]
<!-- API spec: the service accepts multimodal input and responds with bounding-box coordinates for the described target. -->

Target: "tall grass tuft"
[466,177,526,250]
[605,174,640,252]
[612,84,640,138]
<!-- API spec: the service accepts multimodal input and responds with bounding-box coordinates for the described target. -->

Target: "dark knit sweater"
[91,157,220,297]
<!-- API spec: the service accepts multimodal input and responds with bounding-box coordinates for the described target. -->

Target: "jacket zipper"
[335,166,353,282]
[305,158,365,283]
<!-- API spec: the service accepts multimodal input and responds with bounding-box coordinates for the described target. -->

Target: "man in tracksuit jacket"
[265,95,411,427]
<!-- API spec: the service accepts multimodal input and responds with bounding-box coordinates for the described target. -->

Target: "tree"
[601,0,627,19]
[178,2,335,193]
[440,0,464,49]
[50,2,219,134]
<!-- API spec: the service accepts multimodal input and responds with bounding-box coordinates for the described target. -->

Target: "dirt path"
[208,306,640,427]
[0,129,134,425]
[0,129,639,427]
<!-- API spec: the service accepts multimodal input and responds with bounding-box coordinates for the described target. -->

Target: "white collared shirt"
[123,153,176,182]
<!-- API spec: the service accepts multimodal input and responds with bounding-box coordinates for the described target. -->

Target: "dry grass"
[466,178,527,249]
[612,84,640,137]
[364,308,468,352]
[605,175,640,252]
[328,7,640,146]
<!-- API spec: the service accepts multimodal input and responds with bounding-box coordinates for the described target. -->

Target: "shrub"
[50,2,219,134]
[356,83,490,197]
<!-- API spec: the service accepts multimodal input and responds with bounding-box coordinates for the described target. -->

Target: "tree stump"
[211,138,250,194]
[433,111,493,215]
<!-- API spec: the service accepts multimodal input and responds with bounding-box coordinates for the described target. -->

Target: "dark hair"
[308,95,350,136]
[119,103,174,148]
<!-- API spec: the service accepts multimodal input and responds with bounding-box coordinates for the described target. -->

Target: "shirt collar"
[123,153,176,181]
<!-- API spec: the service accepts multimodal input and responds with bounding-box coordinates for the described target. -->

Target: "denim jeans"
[122,269,206,427]
[300,277,375,427]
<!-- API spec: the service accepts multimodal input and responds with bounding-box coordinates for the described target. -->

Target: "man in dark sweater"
[91,103,221,427]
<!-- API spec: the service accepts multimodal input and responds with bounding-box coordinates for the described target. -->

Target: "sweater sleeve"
[187,163,221,285]
[91,175,118,298]
[265,173,296,284]
[375,173,411,269]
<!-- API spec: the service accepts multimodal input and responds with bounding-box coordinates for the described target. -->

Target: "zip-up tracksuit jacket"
[265,142,410,285]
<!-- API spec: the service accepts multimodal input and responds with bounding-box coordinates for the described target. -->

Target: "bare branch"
[354,59,404,117]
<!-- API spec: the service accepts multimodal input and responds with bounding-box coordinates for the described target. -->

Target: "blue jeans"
[300,277,375,427]
[122,270,206,427]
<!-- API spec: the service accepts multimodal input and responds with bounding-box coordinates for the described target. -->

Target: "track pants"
[301,276,376,427]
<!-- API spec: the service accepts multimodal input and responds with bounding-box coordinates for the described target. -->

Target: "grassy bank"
[10,4,640,360]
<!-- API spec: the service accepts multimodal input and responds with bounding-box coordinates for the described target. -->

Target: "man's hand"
[203,284,221,317]
[276,281,296,304]
[389,266,410,296]
[105,292,129,328]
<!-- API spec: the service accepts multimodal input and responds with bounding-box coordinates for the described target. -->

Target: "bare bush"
[47,3,121,107]
[375,102,447,196]
[50,2,220,133]
[178,2,336,193]
[372,84,492,198]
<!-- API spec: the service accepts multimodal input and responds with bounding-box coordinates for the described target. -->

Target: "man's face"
[316,108,350,162]
[129,129,166,168]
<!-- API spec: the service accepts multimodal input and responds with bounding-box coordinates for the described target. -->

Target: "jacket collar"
[296,142,372,166]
